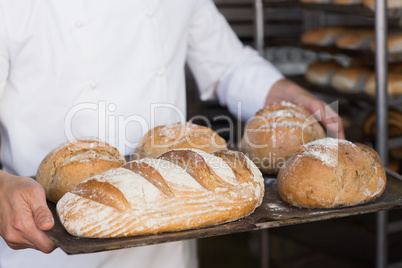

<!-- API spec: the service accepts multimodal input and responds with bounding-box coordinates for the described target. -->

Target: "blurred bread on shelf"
[301,26,350,46]
[335,29,374,50]
[330,67,371,93]
[364,73,402,96]
[389,62,402,74]
[333,0,362,4]
[370,33,402,54]
[301,0,332,3]
[363,0,402,10]
[304,60,343,86]
[363,109,402,138]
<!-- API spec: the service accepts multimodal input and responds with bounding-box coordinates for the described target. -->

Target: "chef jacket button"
[75,20,84,28]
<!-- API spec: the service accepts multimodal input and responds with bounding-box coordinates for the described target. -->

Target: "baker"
[0,0,344,267]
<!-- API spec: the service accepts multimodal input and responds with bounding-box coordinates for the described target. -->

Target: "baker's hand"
[0,170,56,253]
[266,79,345,139]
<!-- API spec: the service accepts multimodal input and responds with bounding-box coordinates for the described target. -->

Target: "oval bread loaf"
[277,138,386,208]
[134,122,228,159]
[57,149,264,238]
[36,139,126,203]
[240,101,326,174]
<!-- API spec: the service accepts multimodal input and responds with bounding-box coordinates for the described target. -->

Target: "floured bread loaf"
[240,101,326,174]
[57,149,264,238]
[277,138,386,208]
[37,139,126,203]
[304,60,342,86]
[134,122,228,159]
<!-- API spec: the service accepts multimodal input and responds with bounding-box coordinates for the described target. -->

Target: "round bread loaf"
[36,139,126,203]
[134,122,228,159]
[277,138,386,209]
[240,101,326,174]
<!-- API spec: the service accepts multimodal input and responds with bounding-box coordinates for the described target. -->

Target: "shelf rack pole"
[375,0,389,267]
[254,0,264,55]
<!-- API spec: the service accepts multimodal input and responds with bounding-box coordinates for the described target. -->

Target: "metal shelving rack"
[254,1,394,267]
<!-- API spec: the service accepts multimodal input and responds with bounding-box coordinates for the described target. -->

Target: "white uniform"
[0,0,283,267]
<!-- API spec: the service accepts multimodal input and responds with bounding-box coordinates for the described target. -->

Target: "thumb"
[33,205,54,231]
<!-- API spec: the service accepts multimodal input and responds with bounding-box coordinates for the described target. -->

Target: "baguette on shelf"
[363,0,402,10]
[304,60,343,86]
[364,73,402,96]
[301,26,351,46]
[330,67,371,93]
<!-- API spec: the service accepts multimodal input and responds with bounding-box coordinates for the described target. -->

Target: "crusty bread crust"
[134,122,228,159]
[240,101,326,174]
[36,140,126,203]
[57,149,264,238]
[277,138,386,208]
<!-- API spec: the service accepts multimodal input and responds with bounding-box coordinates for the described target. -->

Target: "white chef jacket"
[0,0,283,267]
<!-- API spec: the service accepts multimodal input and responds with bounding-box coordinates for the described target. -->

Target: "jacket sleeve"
[186,0,283,121]
[0,3,9,98]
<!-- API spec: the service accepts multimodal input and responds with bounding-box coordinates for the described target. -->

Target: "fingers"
[0,173,57,253]
[308,99,345,139]
[266,79,346,139]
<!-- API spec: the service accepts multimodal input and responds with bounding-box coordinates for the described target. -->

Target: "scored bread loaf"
[240,101,326,174]
[301,26,350,46]
[335,29,374,50]
[134,122,228,159]
[277,138,386,208]
[57,149,264,238]
[330,67,371,93]
[36,139,126,203]
[304,60,342,86]
[364,73,402,96]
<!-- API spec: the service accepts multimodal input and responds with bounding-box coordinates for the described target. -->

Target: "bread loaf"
[335,29,374,49]
[330,67,371,93]
[56,149,264,238]
[301,26,350,46]
[301,0,331,3]
[370,33,402,54]
[37,140,126,203]
[364,73,402,96]
[333,0,362,4]
[304,60,342,86]
[363,0,402,10]
[134,122,228,159]
[363,109,402,137]
[277,138,386,208]
[240,101,326,174]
